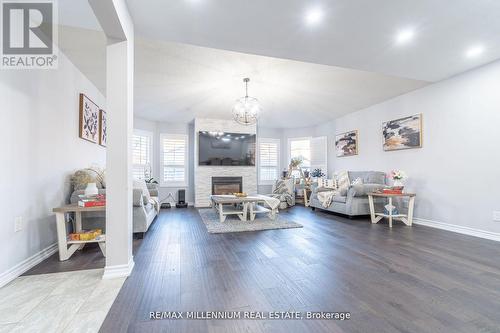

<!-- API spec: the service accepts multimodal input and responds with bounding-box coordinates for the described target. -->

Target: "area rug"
[198,208,303,234]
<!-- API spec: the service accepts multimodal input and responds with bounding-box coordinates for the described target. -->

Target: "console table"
[53,204,106,261]
[367,192,416,228]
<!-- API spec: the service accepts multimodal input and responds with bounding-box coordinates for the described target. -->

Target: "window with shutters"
[288,138,311,177]
[132,130,153,180]
[160,133,188,186]
[258,138,280,185]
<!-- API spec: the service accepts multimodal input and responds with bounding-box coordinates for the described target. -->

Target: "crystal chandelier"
[232,78,261,126]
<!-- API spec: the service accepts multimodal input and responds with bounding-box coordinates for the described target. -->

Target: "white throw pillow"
[317,178,337,190]
[335,170,350,196]
[133,179,151,204]
[351,177,363,186]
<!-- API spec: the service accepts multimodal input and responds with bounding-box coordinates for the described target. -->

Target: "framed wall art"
[99,109,107,147]
[79,93,100,143]
[335,130,358,157]
[383,114,422,151]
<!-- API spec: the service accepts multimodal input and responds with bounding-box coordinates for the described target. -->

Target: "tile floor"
[0,269,124,333]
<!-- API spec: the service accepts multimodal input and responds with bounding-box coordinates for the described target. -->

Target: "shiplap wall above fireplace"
[194,118,257,207]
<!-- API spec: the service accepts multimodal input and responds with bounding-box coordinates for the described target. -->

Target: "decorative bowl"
[233,192,248,197]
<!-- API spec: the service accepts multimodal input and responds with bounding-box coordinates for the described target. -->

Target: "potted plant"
[389,170,407,188]
[310,168,325,179]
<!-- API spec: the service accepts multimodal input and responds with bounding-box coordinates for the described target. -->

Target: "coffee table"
[210,195,278,222]
[367,192,416,228]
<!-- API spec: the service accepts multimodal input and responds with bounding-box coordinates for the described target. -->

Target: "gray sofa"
[70,182,159,237]
[310,171,388,217]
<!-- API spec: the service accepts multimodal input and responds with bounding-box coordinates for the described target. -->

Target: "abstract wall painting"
[99,109,107,147]
[79,93,100,143]
[335,130,358,157]
[383,114,422,151]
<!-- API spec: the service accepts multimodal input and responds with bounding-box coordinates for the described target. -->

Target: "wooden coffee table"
[367,192,416,228]
[210,195,278,222]
[53,204,106,261]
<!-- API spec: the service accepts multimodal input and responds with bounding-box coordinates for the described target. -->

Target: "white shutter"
[161,134,188,186]
[132,132,152,179]
[289,138,311,168]
[310,136,328,177]
[259,139,280,184]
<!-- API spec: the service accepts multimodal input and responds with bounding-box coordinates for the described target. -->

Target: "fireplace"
[212,177,243,195]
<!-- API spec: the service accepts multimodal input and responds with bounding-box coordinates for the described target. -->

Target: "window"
[258,138,280,185]
[161,134,188,186]
[132,130,153,179]
[289,138,311,177]
[288,136,328,178]
[310,136,328,177]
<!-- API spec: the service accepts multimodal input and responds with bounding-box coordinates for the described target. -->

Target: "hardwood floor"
[23,238,142,276]
[99,206,500,333]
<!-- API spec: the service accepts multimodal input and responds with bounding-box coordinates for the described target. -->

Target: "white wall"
[333,60,500,234]
[0,51,106,282]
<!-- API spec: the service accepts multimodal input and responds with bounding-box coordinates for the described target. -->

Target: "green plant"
[289,156,304,168]
[145,177,158,184]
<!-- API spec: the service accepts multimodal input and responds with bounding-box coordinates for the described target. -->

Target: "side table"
[53,204,106,261]
[367,192,416,228]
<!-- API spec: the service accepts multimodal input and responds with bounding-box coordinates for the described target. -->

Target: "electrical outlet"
[14,216,23,232]
[493,211,500,222]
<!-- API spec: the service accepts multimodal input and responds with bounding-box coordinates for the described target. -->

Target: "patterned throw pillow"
[351,177,363,186]
[317,178,337,190]
[273,179,289,194]
[335,170,350,196]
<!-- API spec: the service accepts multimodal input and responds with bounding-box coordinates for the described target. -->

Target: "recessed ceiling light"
[305,7,323,25]
[466,45,484,58]
[396,29,415,44]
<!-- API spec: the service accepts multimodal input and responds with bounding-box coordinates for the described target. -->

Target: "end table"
[53,204,106,261]
[367,192,416,228]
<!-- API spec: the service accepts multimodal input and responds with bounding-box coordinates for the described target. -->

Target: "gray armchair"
[269,178,295,209]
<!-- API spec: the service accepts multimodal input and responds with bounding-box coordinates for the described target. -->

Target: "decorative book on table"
[78,194,106,207]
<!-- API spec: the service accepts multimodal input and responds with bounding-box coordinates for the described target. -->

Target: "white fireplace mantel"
[194,118,257,207]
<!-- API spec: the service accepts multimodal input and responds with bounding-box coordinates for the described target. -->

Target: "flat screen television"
[198,131,256,166]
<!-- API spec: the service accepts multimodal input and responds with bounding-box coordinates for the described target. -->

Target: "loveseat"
[310,171,387,217]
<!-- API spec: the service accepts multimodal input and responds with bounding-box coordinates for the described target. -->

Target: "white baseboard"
[414,218,500,242]
[102,257,135,279]
[0,243,58,288]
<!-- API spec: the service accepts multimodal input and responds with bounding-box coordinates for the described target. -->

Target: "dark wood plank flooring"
[96,206,500,332]
[23,237,142,276]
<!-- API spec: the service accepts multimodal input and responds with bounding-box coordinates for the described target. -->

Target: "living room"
[1,0,500,332]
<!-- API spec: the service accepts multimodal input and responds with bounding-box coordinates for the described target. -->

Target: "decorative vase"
[393,179,404,187]
[84,182,99,197]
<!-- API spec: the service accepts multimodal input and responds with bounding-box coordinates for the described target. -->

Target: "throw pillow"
[351,177,363,186]
[133,179,151,205]
[335,170,350,196]
[317,178,337,189]
[273,179,289,195]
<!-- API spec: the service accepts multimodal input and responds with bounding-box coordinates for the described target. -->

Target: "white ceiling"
[124,0,500,82]
[134,39,427,128]
[56,0,500,128]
